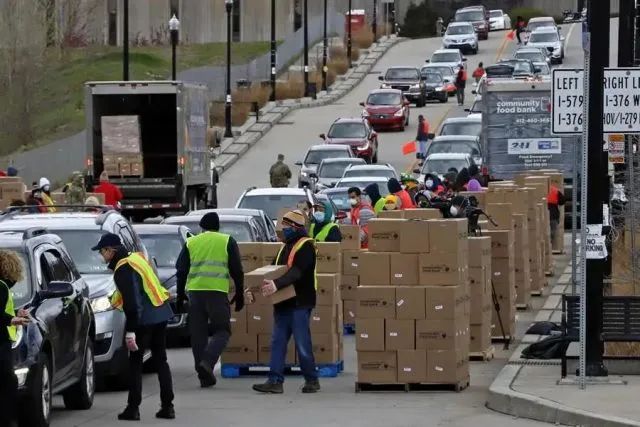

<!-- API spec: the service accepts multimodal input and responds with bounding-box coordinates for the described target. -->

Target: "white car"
[533,61,551,80]
[489,10,511,30]
[526,27,565,64]
[526,16,558,33]
[442,22,478,54]
[415,153,476,182]
[465,96,482,120]
[426,48,467,71]
[514,47,550,65]
[341,163,398,180]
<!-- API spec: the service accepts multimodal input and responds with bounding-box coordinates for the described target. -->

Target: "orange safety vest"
[275,237,317,288]
[110,252,169,310]
[548,186,559,205]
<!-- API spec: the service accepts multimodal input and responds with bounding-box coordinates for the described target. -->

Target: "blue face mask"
[312,211,325,223]
[282,227,298,241]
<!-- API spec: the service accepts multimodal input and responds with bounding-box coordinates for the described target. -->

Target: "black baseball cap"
[91,233,122,251]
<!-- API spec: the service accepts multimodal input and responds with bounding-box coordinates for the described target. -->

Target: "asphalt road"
[51,21,602,427]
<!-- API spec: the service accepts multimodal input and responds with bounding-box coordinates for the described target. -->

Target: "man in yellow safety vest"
[93,233,175,421]
[175,212,245,388]
[309,201,342,242]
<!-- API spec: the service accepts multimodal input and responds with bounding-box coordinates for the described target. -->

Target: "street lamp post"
[270,0,276,101]
[372,0,377,41]
[303,0,309,97]
[123,0,129,80]
[322,0,328,91]
[169,14,180,81]
[224,0,233,138]
[347,0,353,68]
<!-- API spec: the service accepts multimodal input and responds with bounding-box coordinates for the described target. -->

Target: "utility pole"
[123,0,129,80]
[618,0,635,68]
[303,0,309,97]
[372,0,378,41]
[636,1,640,65]
[348,0,353,68]
[583,0,609,378]
[322,0,328,91]
[270,0,276,101]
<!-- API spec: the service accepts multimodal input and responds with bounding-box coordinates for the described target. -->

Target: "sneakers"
[197,360,217,388]
[301,380,320,394]
[156,406,176,419]
[117,407,140,421]
[252,381,284,394]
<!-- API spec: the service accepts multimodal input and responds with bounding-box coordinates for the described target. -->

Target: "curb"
[486,357,640,427]
[214,36,403,175]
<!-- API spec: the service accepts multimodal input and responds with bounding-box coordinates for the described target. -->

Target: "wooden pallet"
[516,303,530,311]
[530,290,543,297]
[469,346,495,361]
[491,335,513,344]
[221,360,344,378]
[355,377,470,393]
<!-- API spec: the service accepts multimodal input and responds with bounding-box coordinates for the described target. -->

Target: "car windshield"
[529,32,558,43]
[219,221,253,242]
[423,73,443,84]
[536,63,550,75]
[440,122,481,136]
[51,230,110,275]
[455,11,484,21]
[319,162,356,179]
[338,181,390,196]
[385,68,419,80]
[431,52,460,63]
[139,234,183,268]
[486,65,514,77]
[515,51,545,61]
[1,250,32,307]
[447,25,473,35]
[427,142,480,156]
[500,61,533,74]
[327,123,366,138]
[470,100,483,113]
[366,92,402,105]
[343,169,395,179]
[490,11,503,17]
[423,66,453,77]
[422,158,469,175]
[238,194,308,220]
[304,149,349,164]
[323,190,351,211]
[164,218,201,233]
[528,21,555,32]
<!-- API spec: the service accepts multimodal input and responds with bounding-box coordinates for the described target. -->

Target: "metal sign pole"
[572,139,579,295]
[630,136,637,288]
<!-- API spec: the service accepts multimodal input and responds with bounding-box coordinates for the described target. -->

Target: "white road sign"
[552,68,640,134]
[585,224,608,259]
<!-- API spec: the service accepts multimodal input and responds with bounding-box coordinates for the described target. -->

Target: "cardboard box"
[404,209,441,220]
[222,334,258,364]
[357,351,397,383]
[459,190,486,209]
[377,210,405,219]
[356,318,385,351]
[397,349,428,383]
[416,317,468,350]
[469,268,491,324]
[258,333,295,365]
[486,203,515,231]
[342,250,361,276]
[425,286,466,320]
[359,252,391,286]
[399,220,430,254]
[468,237,491,268]
[343,299,357,324]
[428,219,468,254]
[237,243,264,272]
[492,257,515,285]
[310,305,337,334]
[1,182,26,203]
[312,333,340,364]
[230,309,248,334]
[418,252,466,286]
[482,230,514,258]
[247,305,273,335]
[390,253,419,285]
[426,350,468,383]
[340,275,358,300]
[470,324,491,353]
[395,287,426,320]
[261,242,284,265]
[245,265,288,291]
[357,286,395,319]
[339,225,361,250]
[316,274,339,306]
[316,243,341,273]
[368,219,402,252]
[385,319,415,351]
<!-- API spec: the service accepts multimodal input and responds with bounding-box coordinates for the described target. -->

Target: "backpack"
[521,335,570,359]
[525,321,561,335]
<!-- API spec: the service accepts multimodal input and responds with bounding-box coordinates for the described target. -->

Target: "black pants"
[0,342,17,426]
[128,322,174,409]
[516,30,522,43]
[188,291,231,376]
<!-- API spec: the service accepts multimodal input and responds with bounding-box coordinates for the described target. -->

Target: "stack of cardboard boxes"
[0,177,26,210]
[223,241,344,371]
[522,176,554,277]
[467,237,493,355]
[101,115,144,177]
[355,217,470,386]
[338,224,361,331]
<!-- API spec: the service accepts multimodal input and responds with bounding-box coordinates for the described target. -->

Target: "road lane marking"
[404,105,455,173]
[494,30,511,61]
[564,23,576,57]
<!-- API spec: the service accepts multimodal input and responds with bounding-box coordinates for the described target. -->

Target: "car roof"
[459,6,484,11]
[530,26,558,33]
[133,224,184,234]
[319,187,349,194]
[490,9,503,12]
[434,49,461,54]
[442,116,482,124]
[337,176,389,183]
[368,88,402,94]
[529,16,555,22]
[346,164,393,170]
[0,213,112,230]
[516,47,545,53]
[243,187,307,196]
[165,214,253,223]
[0,232,26,246]
[320,157,363,165]
[307,144,351,152]
[332,117,366,124]
[386,65,419,70]
[426,153,471,159]
[187,208,263,217]
[448,22,474,27]
[432,135,479,143]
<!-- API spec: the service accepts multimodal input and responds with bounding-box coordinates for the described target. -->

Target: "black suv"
[378,66,427,107]
[2,229,94,427]
[0,207,149,388]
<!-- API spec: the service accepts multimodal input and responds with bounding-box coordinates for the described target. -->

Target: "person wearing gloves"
[400,173,420,202]
[309,201,342,242]
[175,212,244,388]
[348,187,375,248]
[0,250,31,427]
[38,177,57,212]
[364,182,385,214]
[387,177,416,210]
[92,233,175,421]
[251,210,319,394]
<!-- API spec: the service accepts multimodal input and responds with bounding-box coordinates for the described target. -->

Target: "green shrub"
[508,7,548,29]
[399,2,437,38]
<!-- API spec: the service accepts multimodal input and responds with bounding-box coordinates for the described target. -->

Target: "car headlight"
[380,83,390,89]
[478,24,486,29]
[410,84,420,89]
[466,38,476,43]
[300,171,308,177]
[362,109,369,117]
[91,295,114,313]
[14,367,29,387]
[435,86,444,91]
[394,108,404,117]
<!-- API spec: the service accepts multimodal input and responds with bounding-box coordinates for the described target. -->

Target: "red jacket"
[93,181,123,207]
[395,190,416,209]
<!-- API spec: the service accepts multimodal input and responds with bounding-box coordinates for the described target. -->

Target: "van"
[454,6,489,40]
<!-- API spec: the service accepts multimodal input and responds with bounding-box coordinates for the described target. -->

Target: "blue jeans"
[268,307,318,384]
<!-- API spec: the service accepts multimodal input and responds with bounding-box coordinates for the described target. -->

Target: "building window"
[232,0,241,41]
[293,0,302,31]
[169,0,179,17]
[108,0,117,46]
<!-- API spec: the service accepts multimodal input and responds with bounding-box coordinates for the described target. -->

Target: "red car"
[319,117,379,163]
[360,89,410,131]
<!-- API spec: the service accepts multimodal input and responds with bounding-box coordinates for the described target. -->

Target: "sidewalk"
[487,235,640,427]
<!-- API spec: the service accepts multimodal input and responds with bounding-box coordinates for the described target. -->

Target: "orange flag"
[506,30,516,40]
[402,140,417,155]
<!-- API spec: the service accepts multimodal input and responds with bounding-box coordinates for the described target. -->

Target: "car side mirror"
[40,281,74,300]
[378,76,384,81]
[427,133,436,139]
[403,100,411,106]
[464,108,471,112]
[424,59,430,63]
[309,173,318,179]
[370,131,377,139]
[557,26,562,30]
[462,57,467,61]
[319,133,326,140]
[534,67,542,73]
[471,90,477,95]
[295,161,302,166]
[413,168,421,174]
[560,36,565,41]
[359,102,365,107]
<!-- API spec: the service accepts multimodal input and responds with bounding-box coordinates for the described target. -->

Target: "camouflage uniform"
[269,160,292,188]
[65,172,86,206]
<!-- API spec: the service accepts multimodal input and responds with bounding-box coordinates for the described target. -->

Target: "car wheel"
[372,151,378,164]
[405,115,409,126]
[20,354,52,427]
[63,340,95,410]
[439,94,448,103]
[474,46,479,54]
[416,96,425,108]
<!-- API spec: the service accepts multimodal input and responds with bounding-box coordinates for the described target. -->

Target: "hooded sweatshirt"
[364,183,385,214]
[388,178,416,209]
[310,201,342,242]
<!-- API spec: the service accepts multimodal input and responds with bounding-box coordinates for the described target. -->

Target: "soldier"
[65,171,87,206]
[269,154,292,188]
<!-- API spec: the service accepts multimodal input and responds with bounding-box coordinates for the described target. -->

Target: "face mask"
[450,206,459,217]
[312,211,325,222]
[425,179,434,189]
[43,185,50,192]
[282,227,298,241]
[384,203,395,210]
[349,198,358,206]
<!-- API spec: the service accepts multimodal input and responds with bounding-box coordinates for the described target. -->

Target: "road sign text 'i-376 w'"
[552,68,640,134]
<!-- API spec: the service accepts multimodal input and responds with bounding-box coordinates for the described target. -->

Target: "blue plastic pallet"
[221,360,344,378]
[343,323,356,335]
